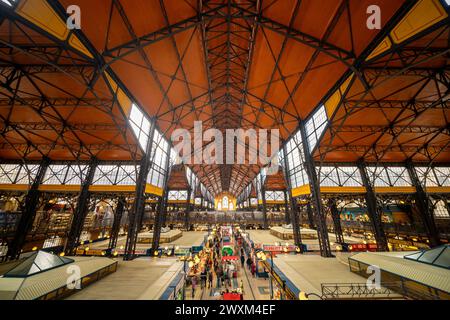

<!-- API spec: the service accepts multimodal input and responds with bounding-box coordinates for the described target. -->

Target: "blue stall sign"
[192,246,203,253]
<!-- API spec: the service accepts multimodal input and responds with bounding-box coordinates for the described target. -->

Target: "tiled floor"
[67,257,182,300]
[68,230,369,301]
[91,231,207,250]
[184,257,271,301]
[272,254,368,296]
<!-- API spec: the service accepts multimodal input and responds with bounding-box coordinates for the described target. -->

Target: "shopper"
[222,268,227,288]
[246,256,252,270]
[227,266,233,287]
[240,255,245,267]
[251,263,256,277]
[207,270,213,289]
[201,269,207,289]
[191,276,197,298]
[216,268,222,288]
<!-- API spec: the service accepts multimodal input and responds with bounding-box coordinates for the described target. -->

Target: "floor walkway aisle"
[240,259,271,300]
[186,259,270,300]
[185,249,270,299]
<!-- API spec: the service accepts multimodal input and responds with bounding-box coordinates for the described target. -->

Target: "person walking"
[216,267,222,288]
[246,256,252,270]
[240,255,245,268]
[201,268,207,289]
[191,276,197,298]
[227,265,233,287]
[207,270,213,289]
[222,268,227,288]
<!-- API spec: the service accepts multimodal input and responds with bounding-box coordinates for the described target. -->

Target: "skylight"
[1,0,16,7]
[305,105,328,153]
[129,103,151,150]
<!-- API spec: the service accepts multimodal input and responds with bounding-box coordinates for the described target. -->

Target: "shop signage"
[413,242,430,249]
[347,243,377,252]
[263,245,297,252]
[271,270,283,288]
[222,256,239,261]
[389,238,429,249]
[174,248,191,256]
[305,244,320,251]
[117,249,147,255]
[75,249,106,256]
[389,239,412,246]
[192,246,203,253]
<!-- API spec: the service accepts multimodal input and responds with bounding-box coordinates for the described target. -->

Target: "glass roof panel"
[404,245,450,269]
[4,251,74,278]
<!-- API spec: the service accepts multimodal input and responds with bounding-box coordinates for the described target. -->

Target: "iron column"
[358,162,389,252]
[406,163,441,247]
[65,158,98,255]
[123,121,156,260]
[7,158,50,260]
[151,142,172,253]
[300,123,332,257]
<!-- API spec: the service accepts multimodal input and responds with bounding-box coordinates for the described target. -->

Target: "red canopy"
[222,256,239,261]
[223,293,242,300]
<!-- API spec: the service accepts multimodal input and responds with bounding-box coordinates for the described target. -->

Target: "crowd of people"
[187,226,255,300]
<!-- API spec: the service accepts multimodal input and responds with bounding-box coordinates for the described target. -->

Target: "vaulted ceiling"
[0,0,448,196]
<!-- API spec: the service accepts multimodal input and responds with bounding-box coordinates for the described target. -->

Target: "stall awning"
[222,256,239,262]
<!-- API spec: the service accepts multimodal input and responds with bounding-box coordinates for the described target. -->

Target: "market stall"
[223,292,243,300]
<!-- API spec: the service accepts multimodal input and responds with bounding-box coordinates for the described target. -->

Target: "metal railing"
[340,220,422,233]
[321,282,441,300]
[321,282,402,300]
[147,213,287,225]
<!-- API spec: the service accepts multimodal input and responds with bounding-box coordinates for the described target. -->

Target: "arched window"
[222,196,228,210]
[218,202,222,210]
[229,202,234,211]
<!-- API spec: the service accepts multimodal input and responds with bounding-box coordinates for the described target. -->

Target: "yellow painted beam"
[291,185,311,197]
[167,200,188,204]
[391,0,448,44]
[365,0,447,61]
[89,185,135,193]
[104,72,132,117]
[145,184,163,197]
[68,34,94,59]
[39,185,81,192]
[426,186,450,194]
[16,0,69,41]
[366,37,392,61]
[15,0,94,59]
[0,184,30,191]
[265,200,285,204]
[320,186,366,194]
[325,74,354,118]
[374,186,416,194]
